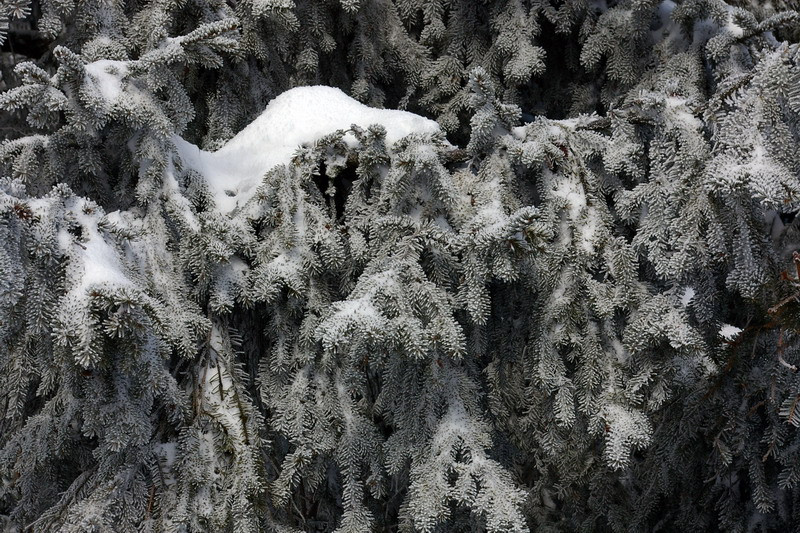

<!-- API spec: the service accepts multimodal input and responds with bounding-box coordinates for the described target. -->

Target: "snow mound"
[173,86,441,214]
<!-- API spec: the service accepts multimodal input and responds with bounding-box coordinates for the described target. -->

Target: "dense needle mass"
[1,1,800,531]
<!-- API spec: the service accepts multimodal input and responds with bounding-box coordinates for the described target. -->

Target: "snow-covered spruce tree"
[2,0,800,531]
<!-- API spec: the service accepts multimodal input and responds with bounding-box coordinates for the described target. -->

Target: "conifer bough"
[1,0,800,531]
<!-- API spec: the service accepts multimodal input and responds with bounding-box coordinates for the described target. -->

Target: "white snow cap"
[719,324,742,341]
[173,86,441,213]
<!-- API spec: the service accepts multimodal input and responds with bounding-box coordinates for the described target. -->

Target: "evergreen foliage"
[1,0,800,531]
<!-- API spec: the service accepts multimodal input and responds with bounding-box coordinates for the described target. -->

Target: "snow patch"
[681,287,695,307]
[611,338,628,365]
[551,176,600,254]
[719,324,742,340]
[665,96,701,129]
[84,60,129,103]
[511,126,527,140]
[334,298,379,318]
[579,206,600,254]
[173,86,441,214]
[552,178,587,220]
[62,201,133,297]
[153,442,178,486]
